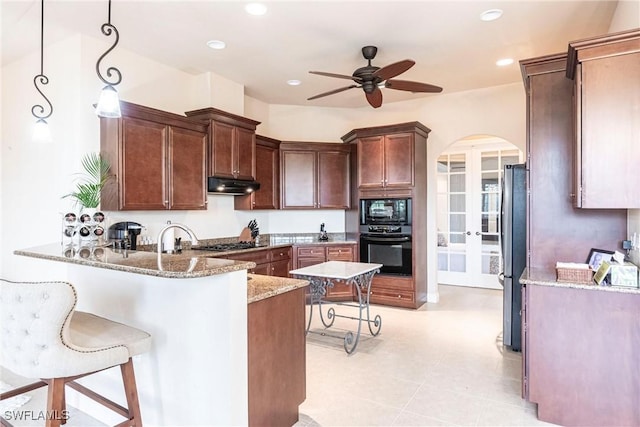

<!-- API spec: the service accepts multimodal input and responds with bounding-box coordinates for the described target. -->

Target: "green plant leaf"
[62,152,111,209]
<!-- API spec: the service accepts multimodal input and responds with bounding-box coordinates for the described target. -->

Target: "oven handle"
[361,235,411,243]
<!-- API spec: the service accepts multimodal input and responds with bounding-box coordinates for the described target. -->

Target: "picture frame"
[586,248,614,271]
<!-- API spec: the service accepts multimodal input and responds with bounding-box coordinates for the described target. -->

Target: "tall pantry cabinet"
[520,54,627,272]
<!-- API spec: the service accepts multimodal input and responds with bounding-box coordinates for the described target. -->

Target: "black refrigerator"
[500,164,527,352]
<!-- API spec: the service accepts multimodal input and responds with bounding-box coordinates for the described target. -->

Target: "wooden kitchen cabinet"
[225,246,292,277]
[356,133,414,189]
[235,135,280,210]
[100,101,207,211]
[342,122,431,309]
[520,53,626,271]
[294,243,357,300]
[248,286,306,426]
[184,107,261,180]
[522,282,640,426]
[280,142,350,210]
[566,29,640,208]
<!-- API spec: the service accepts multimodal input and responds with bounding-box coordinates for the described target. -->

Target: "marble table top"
[290,261,383,280]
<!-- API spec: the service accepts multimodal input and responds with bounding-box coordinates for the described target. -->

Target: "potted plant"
[63,152,111,211]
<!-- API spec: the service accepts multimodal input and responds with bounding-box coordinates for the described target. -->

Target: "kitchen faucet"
[157,223,199,267]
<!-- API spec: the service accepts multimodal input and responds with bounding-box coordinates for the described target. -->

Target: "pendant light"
[31,0,52,143]
[95,0,122,118]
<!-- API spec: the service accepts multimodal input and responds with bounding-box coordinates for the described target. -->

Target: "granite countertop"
[521,267,640,294]
[247,274,309,303]
[14,243,255,279]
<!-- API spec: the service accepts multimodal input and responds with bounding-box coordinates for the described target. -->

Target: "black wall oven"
[359,197,413,276]
[360,232,412,276]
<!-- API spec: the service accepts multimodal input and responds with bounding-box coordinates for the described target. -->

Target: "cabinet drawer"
[368,288,415,308]
[228,249,270,264]
[371,275,414,291]
[297,247,325,257]
[270,246,292,262]
[326,245,354,261]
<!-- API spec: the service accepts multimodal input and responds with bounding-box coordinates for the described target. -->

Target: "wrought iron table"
[290,261,383,354]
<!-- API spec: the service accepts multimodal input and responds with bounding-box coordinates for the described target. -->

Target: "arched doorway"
[436,135,523,289]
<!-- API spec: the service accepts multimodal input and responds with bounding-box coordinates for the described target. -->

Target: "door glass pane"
[450,194,465,212]
[450,174,465,192]
[481,172,499,191]
[438,251,448,271]
[450,214,465,232]
[482,194,499,213]
[450,154,466,172]
[501,150,520,166]
[482,213,499,233]
[450,233,466,244]
[481,152,499,171]
[482,254,500,274]
[437,157,449,172]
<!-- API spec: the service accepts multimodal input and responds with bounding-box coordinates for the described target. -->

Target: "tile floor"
[294,285,556,426]
[1,285,556,426]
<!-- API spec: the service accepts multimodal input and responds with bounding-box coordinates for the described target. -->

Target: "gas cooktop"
[192,242,257,252]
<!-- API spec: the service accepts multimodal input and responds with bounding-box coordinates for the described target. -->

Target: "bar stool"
[0,278,151,427]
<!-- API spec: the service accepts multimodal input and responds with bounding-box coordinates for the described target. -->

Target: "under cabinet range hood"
[207,177,261,195]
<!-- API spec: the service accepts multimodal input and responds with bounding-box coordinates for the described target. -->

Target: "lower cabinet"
[295,244,356,301]
[524,284,640,426]
[225,246,292,277]
[248,286,306,426]
[368,275,416,308]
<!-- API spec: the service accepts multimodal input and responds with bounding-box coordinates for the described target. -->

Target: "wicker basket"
[556,267,594,284]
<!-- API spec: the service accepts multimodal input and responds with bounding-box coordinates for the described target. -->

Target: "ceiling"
[1,0,621,108]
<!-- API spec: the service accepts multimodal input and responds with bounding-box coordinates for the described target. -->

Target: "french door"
[437,144,522,289]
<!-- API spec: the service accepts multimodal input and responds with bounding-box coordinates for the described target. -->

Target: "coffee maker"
[108,222,143,250]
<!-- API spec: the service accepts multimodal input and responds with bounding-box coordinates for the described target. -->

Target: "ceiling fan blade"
[366,88,383,108]
[309,71,357,81]
[373,59,415,81]
[307,85,358,101]
[386,79,443,93]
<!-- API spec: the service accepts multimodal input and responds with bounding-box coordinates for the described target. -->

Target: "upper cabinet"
[100,101,207,211]
[235,135,280,210]
[341,122,430,195]
[566,29,640,209]
[185,107,261,180]
[280,142,350,210]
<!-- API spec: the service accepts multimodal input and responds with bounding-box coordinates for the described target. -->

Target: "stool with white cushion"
[0,279,151,427]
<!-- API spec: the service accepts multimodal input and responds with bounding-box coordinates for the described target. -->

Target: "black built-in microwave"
[360,198,412,226]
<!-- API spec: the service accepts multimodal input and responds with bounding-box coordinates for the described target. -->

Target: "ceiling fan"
[307,46,443,108]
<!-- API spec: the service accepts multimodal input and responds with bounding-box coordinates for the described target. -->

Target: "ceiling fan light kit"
[308,45,442,108]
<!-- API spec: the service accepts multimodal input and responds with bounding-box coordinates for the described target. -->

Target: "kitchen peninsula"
[14,243,309,426]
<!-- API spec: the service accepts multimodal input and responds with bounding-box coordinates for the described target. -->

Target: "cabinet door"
[357,136,385,188]
[384,133,414,187]
[325,245,355,300]
[210,121,235,178]
[253,142,279,209]
[317,150,350,209]
[281,150,317,209]
[120,117,168,210]
[235,127,256,180]
[169,126,207,210]
[270,259,291,277]
[579,53,640,208]
[251,263,270,275]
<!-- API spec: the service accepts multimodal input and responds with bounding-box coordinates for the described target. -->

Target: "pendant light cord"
[32,0,52,120]
[96,0,122,86]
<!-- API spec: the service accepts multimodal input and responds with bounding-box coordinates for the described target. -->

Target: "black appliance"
[499,164,527,352]
[207,177,261,195]
[192,242,257,252]
[108,221,143,250]
[360,230,412,276]
[360,198,411,226]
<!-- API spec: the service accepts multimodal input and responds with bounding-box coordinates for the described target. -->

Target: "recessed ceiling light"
[206,40,226,50]
[245,3,267,16]
[480,9,503,21]
[287,79,301,86]
[496,58,514,67]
